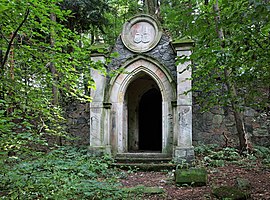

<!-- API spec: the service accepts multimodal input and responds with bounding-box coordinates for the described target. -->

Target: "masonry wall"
[64,33,269,148]
[65,102,90,146]
[193,104,270,147]
[64,101,270,147]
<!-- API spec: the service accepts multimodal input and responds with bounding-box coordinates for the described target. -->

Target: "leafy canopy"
[0,0,99,155]
[162,0,270,111]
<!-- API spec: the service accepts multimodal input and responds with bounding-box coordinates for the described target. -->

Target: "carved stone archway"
[126,73,162,152]
[106,57,176,154]
[89,14,194,162]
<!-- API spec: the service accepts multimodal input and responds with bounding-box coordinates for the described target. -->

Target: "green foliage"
[162,0,270,111]
[253,146,270,166]
[161,0,269,151]
[0,0,102,155]
[104,0,143,44]
[195,145,241,167]
[61,0,110,33]
[0,146,128,199]
[195,145,270,168]
[194,144,219,155]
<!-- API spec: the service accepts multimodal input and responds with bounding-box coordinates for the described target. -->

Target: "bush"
[194,145,270,168]
[0,146,127,199]
[254,146,270,166]
[194,145,241,167]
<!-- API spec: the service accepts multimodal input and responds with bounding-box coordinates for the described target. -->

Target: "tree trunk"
[9,33,15,80]
[49,13,58,106]
[144,0,160,20]
[50,13,62,146]
[213,0,249,152]
[1,9,29,69]
[7,33,15,115]
[0,9,29,101]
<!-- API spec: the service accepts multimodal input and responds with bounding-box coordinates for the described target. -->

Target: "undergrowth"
[194,144,270,168]
[0,146,128,200]
[1,145,269,199]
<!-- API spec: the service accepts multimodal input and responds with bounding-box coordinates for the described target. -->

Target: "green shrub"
[254,146,270,167]
[194,145,243,167]
[0,146,127,199]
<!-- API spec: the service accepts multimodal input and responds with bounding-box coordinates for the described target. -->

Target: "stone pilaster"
[89,54,111,155]
[173,40,194,162]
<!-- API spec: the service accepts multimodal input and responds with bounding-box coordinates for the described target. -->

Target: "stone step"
[115,153,172,163]
[113,152,175,171]
[116,152,171,158]
[112,162,176,171]
[115,157,172,163]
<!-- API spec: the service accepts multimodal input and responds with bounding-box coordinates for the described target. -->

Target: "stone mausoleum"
[66,14,269,160]
[88,15,194,162]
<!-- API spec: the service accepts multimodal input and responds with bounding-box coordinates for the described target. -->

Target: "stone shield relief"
[121,15,162,53]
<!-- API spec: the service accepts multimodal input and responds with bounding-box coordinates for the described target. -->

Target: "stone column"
[173,40,194,162]
[89,54,111,155]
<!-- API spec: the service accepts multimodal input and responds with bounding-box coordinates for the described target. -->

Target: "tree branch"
[0,29,9,44]
[1,8,30,69]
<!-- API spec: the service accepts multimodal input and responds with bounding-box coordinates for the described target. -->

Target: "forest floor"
[2,146,270,199]
[120,162,270,200]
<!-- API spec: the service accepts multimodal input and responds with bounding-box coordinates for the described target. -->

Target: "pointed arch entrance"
[107,57,176,154]
[139,88,162,151]
[126,73,162,152]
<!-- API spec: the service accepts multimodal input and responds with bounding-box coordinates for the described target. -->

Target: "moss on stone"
[175,168,207,186]
[235,178,251,190]
[172,38,194,45]
[212,186,250,200]
[124,185,164,194]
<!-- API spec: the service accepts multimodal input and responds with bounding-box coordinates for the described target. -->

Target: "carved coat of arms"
[134,26,150,44]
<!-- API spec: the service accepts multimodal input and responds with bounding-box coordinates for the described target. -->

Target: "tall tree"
[60,0,110,44]
[212,0,248,152]
[162,0,270,151]
[104,0,143,44]
[0,0,97,155]
[144,0,161,20]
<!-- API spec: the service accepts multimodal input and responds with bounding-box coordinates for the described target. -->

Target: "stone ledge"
[172,38,194,50]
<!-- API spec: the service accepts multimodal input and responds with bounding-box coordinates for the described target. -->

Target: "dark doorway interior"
[139,88,162,151]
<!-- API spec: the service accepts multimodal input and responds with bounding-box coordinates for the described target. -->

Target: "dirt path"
[120,164,270,199]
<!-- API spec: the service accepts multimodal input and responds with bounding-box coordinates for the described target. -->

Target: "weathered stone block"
[174,147,194,163]
[175,168,207,186]
[123,185,165,194]
[235,178,251,190]
[212,186,250,200]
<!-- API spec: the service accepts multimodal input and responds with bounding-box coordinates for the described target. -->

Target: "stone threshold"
[112,162,176,171]
[116,152,171,159]
[113,152,174,171]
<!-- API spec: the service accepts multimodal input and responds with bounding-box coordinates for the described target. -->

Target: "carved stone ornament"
[121,15,162,53]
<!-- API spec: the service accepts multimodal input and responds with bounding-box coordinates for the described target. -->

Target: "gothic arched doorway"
[139,88,162,151]
[126,73,162,152]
